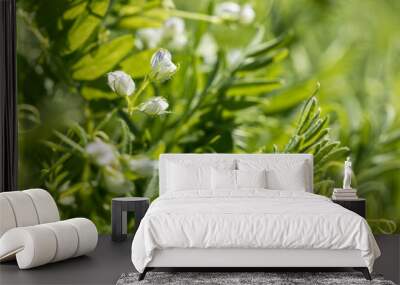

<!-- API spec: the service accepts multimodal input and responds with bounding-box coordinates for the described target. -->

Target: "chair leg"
[354,267,371,280]
[138,268,148,281]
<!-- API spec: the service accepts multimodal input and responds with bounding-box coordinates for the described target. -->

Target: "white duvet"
[131,190,380,273]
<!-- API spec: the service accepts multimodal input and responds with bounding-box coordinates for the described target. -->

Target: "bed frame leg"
[354,267,371,280]
[138,268,148,281]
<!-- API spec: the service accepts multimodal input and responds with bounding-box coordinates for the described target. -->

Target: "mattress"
[131,190,380,273]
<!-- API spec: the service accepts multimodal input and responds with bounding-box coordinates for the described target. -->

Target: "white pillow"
[167,162,211,191]
[211,169,268,190]
[266,163,308,191]
[237,159,309,191]
[236,169,267,188]
[165,159,236,192]
[211,168,236,190]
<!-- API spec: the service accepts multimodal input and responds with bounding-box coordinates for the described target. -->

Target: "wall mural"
[17,0,400,234]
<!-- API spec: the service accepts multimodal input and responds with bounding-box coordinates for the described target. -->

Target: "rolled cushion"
[0,191,39,228]
[42,221,79,262]
[0,196,17,237]
[0,218,98,269]
[65,218,98,257]
[23,189,60,224]
[0,189,60,238]
[0,226,57,268]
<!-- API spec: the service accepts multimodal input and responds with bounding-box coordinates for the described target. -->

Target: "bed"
[131,154,380,280]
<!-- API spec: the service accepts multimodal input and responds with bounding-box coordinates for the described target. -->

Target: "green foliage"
[270,0,400,233]
[72,35,135,80]
[17,0,399,234]
[276,88,350,196]
[64,0,110,54]
[18,0,293,233]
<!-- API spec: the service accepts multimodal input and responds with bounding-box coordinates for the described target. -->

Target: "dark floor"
[0,235,134,285]
[1,235,399,285]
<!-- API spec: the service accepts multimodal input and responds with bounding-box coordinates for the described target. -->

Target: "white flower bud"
[107,71,135,96]
[136,18,187,51]
[214,2,241,21]
[86,138,118,166]
[240,4,255,24]
[163,17,185,38]
[139,97,169,115]
[214,2,256,25]
[163,18,187,50]
[150,49,177,82]
[196,33,218,66]
[136,28,163,49]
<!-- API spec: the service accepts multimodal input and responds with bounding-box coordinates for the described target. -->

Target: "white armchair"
[0,189,98,269]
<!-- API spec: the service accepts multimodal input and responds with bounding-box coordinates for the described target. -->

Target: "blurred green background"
[16,0,400,233]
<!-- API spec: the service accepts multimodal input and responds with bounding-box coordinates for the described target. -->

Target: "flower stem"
[125,97,132,114]
[168,9,222,24]
[127,77,150,114]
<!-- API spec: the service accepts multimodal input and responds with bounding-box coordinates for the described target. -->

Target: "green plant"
[17,0,399,234]
[269,0,400,233]
[269,87,397,233]
[274,86,350,197]
[18,0,293,232]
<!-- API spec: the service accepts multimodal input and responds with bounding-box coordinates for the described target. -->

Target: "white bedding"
[131,190,380,273]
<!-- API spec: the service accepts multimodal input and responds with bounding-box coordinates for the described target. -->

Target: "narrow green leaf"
[42,140,69,152]
[63,1,87,20]
[284,135,304,152]
[299,128,329,152]
[54,131,85,153]
[72,34,134,80]
[118,16,163,29]
[297,97,317,134]
[247,26,265,48]
[60,182,87,199]
[315,146,349,168]
[314,141,341,162]
[303,116,328,141]
[246,35,285,57]
[298,107,320,134]
[93,130,110,141]
[96,109,117,131]
[63,0,109,54]
[44,153,73,174]
[64,14,99,54]
[227,79,283,96]
[90,0,109,15]
[54,171,69,188]
[238,48,289,71]
[70,123,88,145]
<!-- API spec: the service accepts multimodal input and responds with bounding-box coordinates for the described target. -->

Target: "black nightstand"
[111,197,149,242]
[332,198,366,218]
